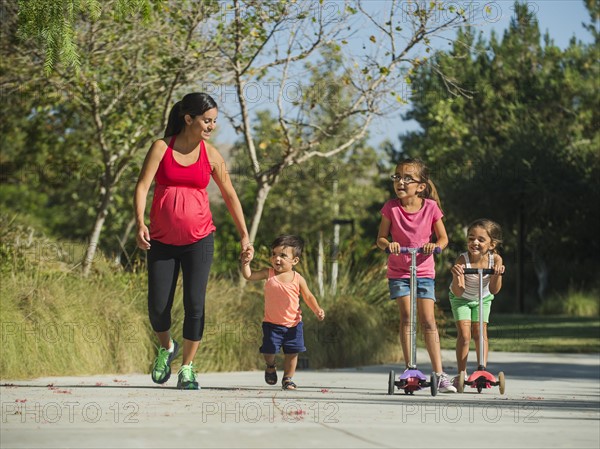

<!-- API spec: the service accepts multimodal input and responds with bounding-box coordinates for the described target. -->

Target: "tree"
[11,0,226,275]
[215,44,387,281]
[398,1,600,308]
[16,0,159,74]
[213,0,474,251]
[12,0,478,275]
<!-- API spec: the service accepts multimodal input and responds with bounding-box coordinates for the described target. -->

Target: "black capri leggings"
[147,233,214,341]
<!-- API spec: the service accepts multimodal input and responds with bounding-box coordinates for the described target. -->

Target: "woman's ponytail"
[164,101,184,138]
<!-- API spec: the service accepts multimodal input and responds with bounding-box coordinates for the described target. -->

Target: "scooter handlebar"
[463,268,495,275]
[385,246,442,254]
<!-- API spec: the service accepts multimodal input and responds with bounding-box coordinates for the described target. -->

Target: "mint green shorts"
[449,291,494,322]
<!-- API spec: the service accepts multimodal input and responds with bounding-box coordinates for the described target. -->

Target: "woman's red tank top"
[149,136,216,245]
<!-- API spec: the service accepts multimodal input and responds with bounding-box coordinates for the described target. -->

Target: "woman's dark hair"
[164,92,218,138]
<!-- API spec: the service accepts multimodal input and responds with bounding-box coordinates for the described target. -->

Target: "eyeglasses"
[390,174,421,184]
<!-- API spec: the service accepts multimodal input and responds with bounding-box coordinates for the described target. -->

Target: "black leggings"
[147,233,214,341]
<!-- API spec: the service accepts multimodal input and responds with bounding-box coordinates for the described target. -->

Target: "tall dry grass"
[0,217,439,379]
[0,269,153,378]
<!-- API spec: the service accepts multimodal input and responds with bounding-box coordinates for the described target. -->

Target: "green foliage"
[5,0,598,322]
[5,0,227,270]
[535,289,599,317]
[398,1,600,305]
[16,0,159,74]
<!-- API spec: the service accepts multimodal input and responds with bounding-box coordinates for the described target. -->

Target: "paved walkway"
[1,350,599,448]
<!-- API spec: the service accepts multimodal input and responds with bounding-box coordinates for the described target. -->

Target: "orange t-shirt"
[263,268,303,327]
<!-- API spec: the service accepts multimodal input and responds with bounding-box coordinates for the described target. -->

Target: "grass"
[438,314,600,354]
[535,289,599,317]
[0,268,154,379]
[1,217,598,379]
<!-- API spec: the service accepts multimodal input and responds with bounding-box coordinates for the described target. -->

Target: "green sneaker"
[151,340,179,384]
[177,363,199,390]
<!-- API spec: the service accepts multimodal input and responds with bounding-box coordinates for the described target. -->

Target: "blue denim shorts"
[388,278,436,302]
[260,321,306,354]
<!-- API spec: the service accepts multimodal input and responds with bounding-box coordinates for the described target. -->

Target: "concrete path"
[1,350,599,448]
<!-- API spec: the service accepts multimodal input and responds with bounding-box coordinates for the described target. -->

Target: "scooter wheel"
[430,372,438,397]
[477,384,483,393]
[457,371,465,393]
[498,371,506,395]
[388,370,396,395]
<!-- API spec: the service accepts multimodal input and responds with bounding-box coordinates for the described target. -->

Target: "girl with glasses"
[376,158,456,393]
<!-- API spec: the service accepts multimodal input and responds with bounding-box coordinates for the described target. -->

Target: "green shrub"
[536,290,599,317]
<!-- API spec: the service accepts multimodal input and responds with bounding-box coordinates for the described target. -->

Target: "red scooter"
[456,268,506,394]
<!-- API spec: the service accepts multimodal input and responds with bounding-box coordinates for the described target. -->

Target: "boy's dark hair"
[271,235,304,258]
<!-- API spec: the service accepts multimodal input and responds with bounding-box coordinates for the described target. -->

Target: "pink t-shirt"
[263,268,303,328]
[380,198,443,279]
[149,137,216,245]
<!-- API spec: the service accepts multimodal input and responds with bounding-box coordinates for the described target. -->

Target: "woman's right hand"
[136,224,151,250]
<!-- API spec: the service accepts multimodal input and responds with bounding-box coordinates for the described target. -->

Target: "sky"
[366,0,596,148]
[213,0,595,151]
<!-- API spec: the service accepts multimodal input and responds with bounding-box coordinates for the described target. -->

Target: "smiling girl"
[449,219,505,386]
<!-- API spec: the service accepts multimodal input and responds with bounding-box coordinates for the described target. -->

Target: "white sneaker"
[452,371,468,389]
[438,372,457,393]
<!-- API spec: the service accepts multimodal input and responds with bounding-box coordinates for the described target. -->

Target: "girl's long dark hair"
[164,92,218,138]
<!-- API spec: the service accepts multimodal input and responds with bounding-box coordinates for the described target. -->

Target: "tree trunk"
[532,249,548,302]
[247,181,272,245]
[517,201,525,312]
[82,186,112,277]
[318,231,324,297]
[330,180,339,295]
[238,181,272,288]
[115,216,137,267]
